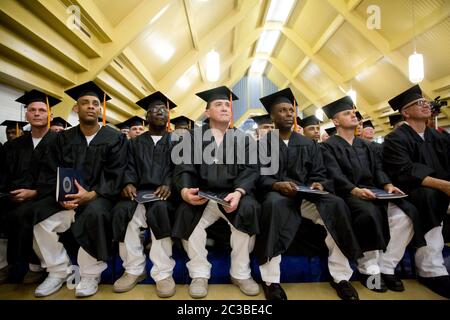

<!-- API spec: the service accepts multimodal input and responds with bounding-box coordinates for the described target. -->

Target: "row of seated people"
[0,82,449,301]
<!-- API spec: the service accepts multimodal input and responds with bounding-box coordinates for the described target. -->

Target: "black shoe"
[381,273,404,292]
[261,283,287,300]
[418,275,450,299]
[359,273,387,292]
[330,280,359,300]
[22,270,47,284]
[0,265,12,284]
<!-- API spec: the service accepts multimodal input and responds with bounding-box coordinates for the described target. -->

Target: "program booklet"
[56,167,83,202]
[197,191,232,208]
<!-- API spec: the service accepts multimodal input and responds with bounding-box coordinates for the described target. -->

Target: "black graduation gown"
[172,124,260,240]
[0,143,7,239]
[112,132,175,242]
[32,125,127,261]
[383,124,450,233]
[2,131,58,263]
[254,131,362,264]
[321,135,425,252]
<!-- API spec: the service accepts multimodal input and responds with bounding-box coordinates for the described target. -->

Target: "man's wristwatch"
[235,188,246,196]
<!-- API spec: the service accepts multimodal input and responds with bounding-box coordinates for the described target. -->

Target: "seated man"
[383,85,450,298]
[172,86,260,299]
[1,90,60,285]
[117,116,147,140]
[1,120,27,142]
[299,115,321,142]
[112,92,177,297]
[251,114,274,140]
[321,96,425,294]
[255,89,362,301]
[32,81,127,298]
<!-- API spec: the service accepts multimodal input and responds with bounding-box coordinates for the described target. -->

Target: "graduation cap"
[65,81,111,126]
[196,86,238,128]
[0,120,28,138]
[16,89,61,107]
[322,96,354,119]
[50,117,71,129]
[136,92,176,131]
[116,116,147,130]
[388,85,423,111]
[171,115,194,129]
[15,89,61,128]
[362,120,374,129]
[325,127,336,136]
[251,114,272,126]
[299,115,320,128]
[260,88,299,131]
[355,111,363,121]
[389,114,403,127]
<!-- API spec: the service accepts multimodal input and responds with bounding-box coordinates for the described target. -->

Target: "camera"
[429,96,448,115]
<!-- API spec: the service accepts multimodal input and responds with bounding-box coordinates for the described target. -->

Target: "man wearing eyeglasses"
[383,85,450,299]
[111,92,177,297]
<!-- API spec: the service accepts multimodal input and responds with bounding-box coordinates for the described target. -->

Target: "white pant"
[0,239,7,269]
[259,200,354,284]
[357,202,414,275]
[182,201,255,280]
[415,224,449,277]
[119,203,175,282]
[33,209,107,278]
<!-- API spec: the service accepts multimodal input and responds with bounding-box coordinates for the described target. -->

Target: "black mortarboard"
[1,120,28,129]
[50,117,71,128]
[325,127,337,136]
[389,114,403,127]
[251,114,272,126]
[196,86,238,103]
[16,89,61,107]
[259,88,297,115]
[117,116,147,129]
[299,115,320,128]
[322,96,354,119]
[65,81,111,101]
[362,120,374,129]
[171,116,194,129]
[136,92,177,111]
[388,85,423,111]
[355,111,363,121]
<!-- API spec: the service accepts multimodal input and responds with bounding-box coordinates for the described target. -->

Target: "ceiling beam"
[312,15,345,53]
[182,0,207,83]
[157,0,260,90]
[431,75,450,92]
[121,48,159,92]
[327,0,445,132]
[105,62,147,98]
[0,25,77,85]
[280,25,387,131]
[23,0,102,58]
[172,27,263,117]
[0,1,89,72]
[0,54,64,98]
[77,0,172,84]
[389,1,450,51]
[70,0,114,42]
[96,71,141,107]
[268,57,322,106]
[281,27,345,83]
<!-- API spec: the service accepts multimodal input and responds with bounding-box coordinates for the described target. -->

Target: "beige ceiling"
[0,0,449,135]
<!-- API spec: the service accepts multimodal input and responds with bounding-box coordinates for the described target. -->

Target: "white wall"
[0,83,26,144]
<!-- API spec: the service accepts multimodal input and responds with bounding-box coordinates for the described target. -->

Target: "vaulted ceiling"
[0,0,449,135]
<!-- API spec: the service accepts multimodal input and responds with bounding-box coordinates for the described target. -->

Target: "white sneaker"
[75,276,101,298]
[35,275,67,297]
